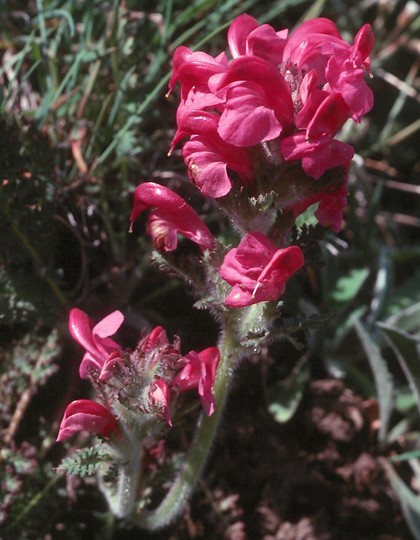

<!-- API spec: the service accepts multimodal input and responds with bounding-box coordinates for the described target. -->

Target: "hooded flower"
[324,24,374,121]
[168,46,228,98]
[171,89,254,198]
[174,347,220,416]
[130,182,215,252]
[68,308,124,379]
[182,131,254,198]
[283,17,374,121]
[56,399,120,442]
[210,55,294,147]
[280,87,355,179]
[227,13,288,64]
[140,325,169,352]
[220,232,304,307]
[149,379,172,426]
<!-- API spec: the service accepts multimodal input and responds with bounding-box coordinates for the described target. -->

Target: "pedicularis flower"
[130,182,215,252]
[68,308,124,379]
[174,347,221,415]
[56,399,120,442]
[57,16,375,526]
[219,232,304,307]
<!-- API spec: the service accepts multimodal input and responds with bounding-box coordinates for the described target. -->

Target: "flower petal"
[93,310,124,339]
[68,308,96,356]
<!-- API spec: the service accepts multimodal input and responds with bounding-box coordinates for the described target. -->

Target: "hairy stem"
[100,434,143,519]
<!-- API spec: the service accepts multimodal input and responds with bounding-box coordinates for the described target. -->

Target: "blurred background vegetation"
[0,0,419,538]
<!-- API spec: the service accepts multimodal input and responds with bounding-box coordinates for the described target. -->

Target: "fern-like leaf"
[56,446,112,478]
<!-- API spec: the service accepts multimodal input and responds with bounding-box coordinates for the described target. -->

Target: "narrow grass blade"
[383,460,420,540]
[377,323,420,416]
[354,319,394,445]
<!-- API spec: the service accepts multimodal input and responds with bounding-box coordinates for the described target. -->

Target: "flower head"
[169,14,374,199]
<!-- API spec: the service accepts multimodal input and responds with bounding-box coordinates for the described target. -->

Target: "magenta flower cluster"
[57,309,220,441]
[170,15,373,198]
[129,15,374,309]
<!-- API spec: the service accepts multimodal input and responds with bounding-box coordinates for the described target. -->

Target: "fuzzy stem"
[100,429,144,519]
[133,313,239,530]
[114,436,143,518]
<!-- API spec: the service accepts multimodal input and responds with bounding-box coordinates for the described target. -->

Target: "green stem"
[114,436,143,518]
[100,434,143,519]
[133,313,239,530]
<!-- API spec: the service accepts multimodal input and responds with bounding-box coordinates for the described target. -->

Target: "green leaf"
[385,301,420,336]
[383,270,420,320]
[377,323,420,417]
[327,268,369,309]
[368,247,392,323]
[354,320,394,445]
[387,418,412,445]
[267,361,310,423]
[389,450,420,463]
[57,446,112,478]
[383,461,420,540]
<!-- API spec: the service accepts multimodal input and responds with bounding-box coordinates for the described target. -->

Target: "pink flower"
[168,15,373,202]
[98,350,124,383]
[282,18,343,83]
[140,325,169,351]
[171,91,254,197]
[168,46,228,98]
[325,24,374,121]
[135,325,177,372]
[281,93,354,178]
[282,18,374,120]
[149,379,172,426]
[68,308,124,379]
[56,399,120,442]
[210,56,294,146]
[170,88,224,152]
[174,347,220,416]
[130,182,215,252]
[227,13,288,64]
[219,232,304,307]
[182,132,254,198]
